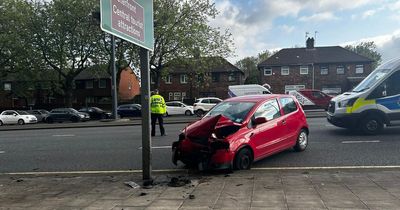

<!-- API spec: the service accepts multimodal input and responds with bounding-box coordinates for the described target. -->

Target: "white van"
[228,84,271,97]
[327,58,400,134]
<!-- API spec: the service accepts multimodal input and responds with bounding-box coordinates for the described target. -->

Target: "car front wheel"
[195,109,204,117]
[359,115,383,135]
[294,129,308,152]
[0,120,3,126]
[185,110,191,116]
[234,147,253,170]
[18,119,25,125]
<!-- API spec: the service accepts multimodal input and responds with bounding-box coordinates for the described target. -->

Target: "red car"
[172,94,309,170]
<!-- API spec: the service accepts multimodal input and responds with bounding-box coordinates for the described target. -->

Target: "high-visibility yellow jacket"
[150,94,166,114]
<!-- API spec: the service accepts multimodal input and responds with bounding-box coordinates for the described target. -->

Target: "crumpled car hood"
[185,115,241,144]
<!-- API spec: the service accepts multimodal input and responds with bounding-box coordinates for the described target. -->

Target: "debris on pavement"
[139,192,147,196]
[124,181,140,189]
[189,194,195,199]
[168,177,191,187]
[16,179,24,183]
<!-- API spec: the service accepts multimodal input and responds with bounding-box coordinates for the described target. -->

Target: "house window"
[300,66,308,75]
[281,66,289,75]
[85,80,94,89]
[356,65,364,74]
[3,83,11,91]
[182,92,186,99]
[165,75,172,84]
[180,74,188,84]
[264,68,272,76]
[228,73,236,82]
[85,96,95,103]
[212,73,220,82]
[173,92,181,100]
[168,92,173,101]
[99,79,107,88]
[336,65,345,75]
[320,66,328,75]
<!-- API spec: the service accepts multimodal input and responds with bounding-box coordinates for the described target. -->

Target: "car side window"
[312,91,323,98]
[254,99,281,121]
[210,99,221,104]
[280,97,298,115]
[369,71,400,99]
[202,99,210,104]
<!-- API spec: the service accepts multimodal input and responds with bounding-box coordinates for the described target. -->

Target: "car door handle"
[250,133,254,137]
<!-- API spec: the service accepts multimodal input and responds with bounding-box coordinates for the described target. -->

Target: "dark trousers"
[151,113,165,136]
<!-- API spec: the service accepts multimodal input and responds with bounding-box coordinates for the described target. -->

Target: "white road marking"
[52,134,75,137]
[3,165,400,176]
[342,140,380,144]
[138,146,172,150]
[0,151,5,154]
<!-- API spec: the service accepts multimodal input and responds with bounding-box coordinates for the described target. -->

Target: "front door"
[375,71,400,121]
[249,99,286,159]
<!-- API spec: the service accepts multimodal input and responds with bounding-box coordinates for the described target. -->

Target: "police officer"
[150,89,166,136]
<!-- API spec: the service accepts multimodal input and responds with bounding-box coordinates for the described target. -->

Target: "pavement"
[2,168,400,209]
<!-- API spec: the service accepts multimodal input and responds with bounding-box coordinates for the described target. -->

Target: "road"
[1,118,400,173]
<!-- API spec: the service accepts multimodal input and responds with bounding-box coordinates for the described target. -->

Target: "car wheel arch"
[359,110,389,124]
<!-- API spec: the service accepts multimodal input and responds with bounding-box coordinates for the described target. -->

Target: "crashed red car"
[172,94,309,170]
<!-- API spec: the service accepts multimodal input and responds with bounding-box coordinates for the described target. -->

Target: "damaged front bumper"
[172,138,234,170]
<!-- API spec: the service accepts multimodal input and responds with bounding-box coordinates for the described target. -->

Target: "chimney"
[306,37,315,49]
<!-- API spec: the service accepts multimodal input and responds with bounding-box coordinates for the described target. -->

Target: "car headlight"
[79,114,85,118]
[338,98,358,108]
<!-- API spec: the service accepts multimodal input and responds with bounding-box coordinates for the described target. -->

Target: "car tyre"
[234,147,253,170]
[47,117,54,123]
[71,116,80,123]
[359,115,383,135]
[294,129,308,152]
[195,109,204,117]
[185,110,191,116]
[18,119,25,125]
[0,120,3,126]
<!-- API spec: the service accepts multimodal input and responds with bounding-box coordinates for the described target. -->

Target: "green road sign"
[100,0,154,51]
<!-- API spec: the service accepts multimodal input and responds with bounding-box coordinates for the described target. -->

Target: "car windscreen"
[206,101,256,123]
[352,68,391,92]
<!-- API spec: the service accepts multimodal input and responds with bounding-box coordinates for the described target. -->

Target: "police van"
[327,58,400,134]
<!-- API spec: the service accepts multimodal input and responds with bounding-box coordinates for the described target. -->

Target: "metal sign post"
[111,35,118,119]
[100,0,154,183]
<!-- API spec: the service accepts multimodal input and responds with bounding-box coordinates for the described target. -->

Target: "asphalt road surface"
[1,118,400,173]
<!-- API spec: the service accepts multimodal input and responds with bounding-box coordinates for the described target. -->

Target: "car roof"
[224,94,288,103]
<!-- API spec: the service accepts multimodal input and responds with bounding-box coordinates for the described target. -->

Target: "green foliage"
[345,42,382,70]
[151,0,234,86]
[236,50,273,84]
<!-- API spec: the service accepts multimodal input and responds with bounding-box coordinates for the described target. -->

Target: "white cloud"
[361,9,377,19]
[279,25,295,33]
[341,30,400,62]
[299,12,339,22]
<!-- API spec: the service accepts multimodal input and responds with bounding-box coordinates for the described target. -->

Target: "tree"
[345,41,382,70]
[236,50,273,84]
[31,0,104,107]
[150,0,234,87]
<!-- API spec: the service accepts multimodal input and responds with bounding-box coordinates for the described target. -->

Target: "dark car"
[117,104,141,118]
[78,107,112,120]
[26,109,50,122]
[46,108,90,123]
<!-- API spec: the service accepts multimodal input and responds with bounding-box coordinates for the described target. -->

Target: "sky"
[209,0,400,64]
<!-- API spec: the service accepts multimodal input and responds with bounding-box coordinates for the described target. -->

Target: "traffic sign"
[100,0,154,51]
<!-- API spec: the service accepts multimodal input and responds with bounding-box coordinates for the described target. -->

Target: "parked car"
[289,89,332,110]
[78,107,112,120]
[26,109,50,122]
[117,104,141,118]
[46,108,90,123]
[165,101,194,116]
[172,94,309,170]
[193,97,222,116]
[0,110,38,125]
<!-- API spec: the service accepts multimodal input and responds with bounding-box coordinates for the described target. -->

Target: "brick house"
[157,57,244,102]
[258,38,374,94]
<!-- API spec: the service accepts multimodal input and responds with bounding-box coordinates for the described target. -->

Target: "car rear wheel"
[0,120,3,126]
[185,110,191,116]
[294,129,308,152]
[359,115,383,135]
[195,109,204,117]
[234,147,253,170]
[18,119,25,125]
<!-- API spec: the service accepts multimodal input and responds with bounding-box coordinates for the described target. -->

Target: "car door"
[249,99,286,159]
[1,111,14,124]
[373,71,400,122]
[168,102,179,115]
[9,111,19,124]
[279,97,301,145]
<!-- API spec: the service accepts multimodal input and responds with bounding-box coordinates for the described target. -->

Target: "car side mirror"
[13,113,17,116]
[254,117,268,125]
